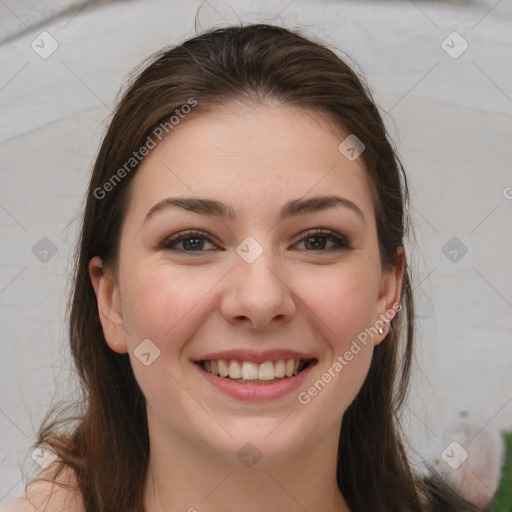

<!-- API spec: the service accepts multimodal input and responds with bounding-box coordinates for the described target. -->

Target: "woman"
[5,23,485,512]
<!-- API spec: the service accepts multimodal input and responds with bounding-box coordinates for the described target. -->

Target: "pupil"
[306,236,325,250]
[184,238,202,250]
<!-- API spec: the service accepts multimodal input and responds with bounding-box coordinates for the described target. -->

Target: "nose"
[220,244,296,331]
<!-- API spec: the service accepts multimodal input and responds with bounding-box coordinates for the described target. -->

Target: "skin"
[89,102,404,512]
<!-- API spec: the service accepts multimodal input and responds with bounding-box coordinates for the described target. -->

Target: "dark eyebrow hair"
[143,194,366,225]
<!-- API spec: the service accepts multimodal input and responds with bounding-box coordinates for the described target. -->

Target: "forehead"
[124,102,375,226]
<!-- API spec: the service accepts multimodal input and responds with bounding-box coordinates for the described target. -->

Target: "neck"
[142,405,351,512]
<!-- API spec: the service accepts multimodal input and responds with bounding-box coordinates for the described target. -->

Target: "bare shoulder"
[0,463,86,512]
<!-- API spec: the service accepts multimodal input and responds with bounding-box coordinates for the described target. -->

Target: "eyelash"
[157,228,351,253]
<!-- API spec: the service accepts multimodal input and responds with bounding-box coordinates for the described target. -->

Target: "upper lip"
[192,349,317,364]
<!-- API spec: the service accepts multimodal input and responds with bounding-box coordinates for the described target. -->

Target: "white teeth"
[258,361,275,380]
[285,359,295,377]
[242,362,258,380]
[218,359,229,377]
[228,360,242,379]
[201,358,310,380]
[274,359,285,378]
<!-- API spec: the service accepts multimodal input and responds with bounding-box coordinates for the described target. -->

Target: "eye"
[158,230,217,252]
[291,228,350,252]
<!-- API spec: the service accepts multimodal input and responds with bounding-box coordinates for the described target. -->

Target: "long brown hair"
[28,23,484,511]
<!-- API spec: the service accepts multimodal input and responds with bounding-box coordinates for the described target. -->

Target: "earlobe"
[88,256,128,354]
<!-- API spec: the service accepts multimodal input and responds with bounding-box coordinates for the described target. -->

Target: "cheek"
[119,263,212,347]
[118,264,212,412]
[297,268,377,416]
[301,261,380,346]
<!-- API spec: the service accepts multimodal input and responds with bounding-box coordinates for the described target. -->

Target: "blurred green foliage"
[490,430,512,511]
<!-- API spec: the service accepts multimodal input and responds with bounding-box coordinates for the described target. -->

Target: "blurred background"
[1,0,511,508]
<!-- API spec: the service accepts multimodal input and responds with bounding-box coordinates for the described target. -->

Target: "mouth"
[195,358,318,385]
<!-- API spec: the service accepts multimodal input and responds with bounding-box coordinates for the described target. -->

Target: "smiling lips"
[193,349,317,385]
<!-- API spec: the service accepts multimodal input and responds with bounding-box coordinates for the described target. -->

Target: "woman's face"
[90,102,403,463]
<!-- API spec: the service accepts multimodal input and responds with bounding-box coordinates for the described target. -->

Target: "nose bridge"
[238,242,282,292]
[235,235,287,302]
[222,235,295,329]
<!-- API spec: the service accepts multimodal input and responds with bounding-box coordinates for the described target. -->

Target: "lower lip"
[194,361,317,401]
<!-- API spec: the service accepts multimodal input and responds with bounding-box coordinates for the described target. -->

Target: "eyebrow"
[143,194,366,225]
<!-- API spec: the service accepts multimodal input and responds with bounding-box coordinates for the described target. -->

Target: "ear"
[373,245,405,345]
[89,256,128,354]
